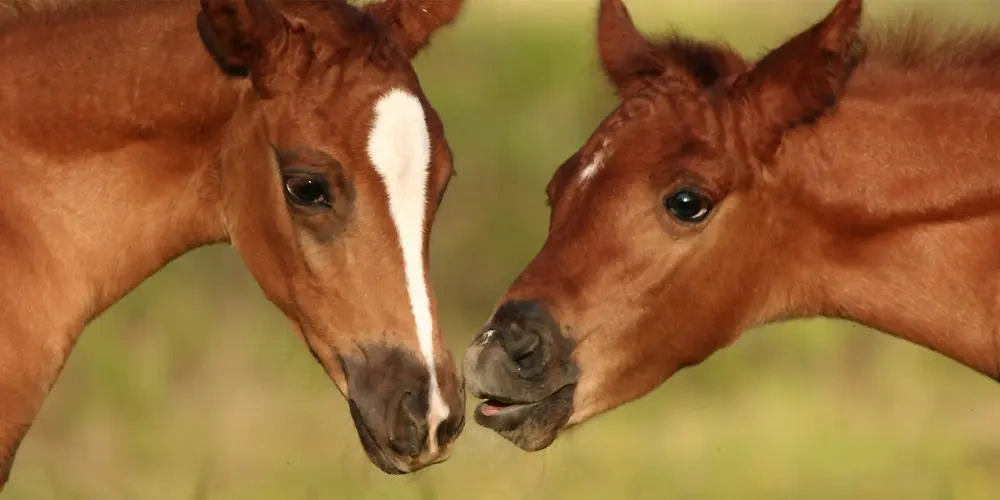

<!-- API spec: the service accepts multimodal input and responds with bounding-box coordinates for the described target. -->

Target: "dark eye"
[663,188,714,223]
[283,174,333,209]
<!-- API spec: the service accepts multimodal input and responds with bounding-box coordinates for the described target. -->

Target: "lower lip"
[477,400,528,417]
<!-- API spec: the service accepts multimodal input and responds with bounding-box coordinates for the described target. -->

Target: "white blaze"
[578,139,610,185]
[366,88,449,449]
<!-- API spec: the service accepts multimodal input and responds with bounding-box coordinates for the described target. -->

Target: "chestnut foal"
[0,0,466,483]
[465,0,1000,451]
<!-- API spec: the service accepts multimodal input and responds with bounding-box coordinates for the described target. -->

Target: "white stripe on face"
[578,139,610,185]
[366,88,449,451]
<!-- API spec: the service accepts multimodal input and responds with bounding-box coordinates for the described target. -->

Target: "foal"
[464,0,1000,451]
[0,0,466,482]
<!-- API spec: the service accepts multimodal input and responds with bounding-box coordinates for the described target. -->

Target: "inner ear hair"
[196,10,251,77]
[650,34,749,90]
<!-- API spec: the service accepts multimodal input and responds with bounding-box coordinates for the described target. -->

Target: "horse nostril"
[490,300,560,376]
[435,413,465,448]
[501,329,543,372]
[388,391,427,458]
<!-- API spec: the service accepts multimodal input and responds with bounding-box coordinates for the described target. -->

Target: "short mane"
[859,13,1000,79]
[0,0,153,26]
[633,11,1000,97]
[1,0,400,70]
[1,0,379,31]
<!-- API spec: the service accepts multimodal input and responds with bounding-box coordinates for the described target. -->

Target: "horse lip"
[348,400,406,475]
[473,399,543,429]
[472,384,576,429]
[471,391,536,406]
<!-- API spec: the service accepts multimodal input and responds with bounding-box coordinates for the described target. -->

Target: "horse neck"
[0,4,239,332]
[767,72,1000,380]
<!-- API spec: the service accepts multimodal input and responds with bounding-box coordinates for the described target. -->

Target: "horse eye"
[284,174,333,209]
[663,188,713,223]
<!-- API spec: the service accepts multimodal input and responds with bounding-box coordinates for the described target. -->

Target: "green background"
[4,1,1000,499]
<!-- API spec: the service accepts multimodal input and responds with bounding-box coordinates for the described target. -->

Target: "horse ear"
[364,0,465,59]
[597,0,663,96]
[598,0,750,98]
[732,0,863,161]
[198,0,291,94]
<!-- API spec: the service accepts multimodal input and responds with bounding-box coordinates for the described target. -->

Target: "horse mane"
[631,11,1000,98]
[858,13,1000,82]
[0,0,151,26]
[0,0,378,32]
[0,0,403,70]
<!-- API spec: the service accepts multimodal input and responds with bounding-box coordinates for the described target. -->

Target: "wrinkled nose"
[490,300,559,377]
[349,388,465,475]
[340,344,465,475]
[388,390,465,461]
[463,300,579,410]
[388,391,427,458]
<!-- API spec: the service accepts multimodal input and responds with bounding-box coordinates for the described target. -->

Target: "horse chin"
[472,384,576,452]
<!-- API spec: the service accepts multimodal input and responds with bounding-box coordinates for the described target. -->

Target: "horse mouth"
[475,394,537,418]
[471,385,576,451]
[348,400,406,475]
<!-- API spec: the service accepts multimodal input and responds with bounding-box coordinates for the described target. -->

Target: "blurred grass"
[6,1,1000,499]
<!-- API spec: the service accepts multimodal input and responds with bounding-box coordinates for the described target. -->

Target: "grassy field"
[5,1,1000,499]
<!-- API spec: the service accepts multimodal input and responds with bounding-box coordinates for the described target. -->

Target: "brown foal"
[464,0,1000,452]
[0,0,467,483]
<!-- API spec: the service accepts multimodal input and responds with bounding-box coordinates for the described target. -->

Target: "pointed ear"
[731,0,864,161]
[597,0,746,98]
[198,0,294,95]
[364,0,465,59]
[597,0,663,96]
